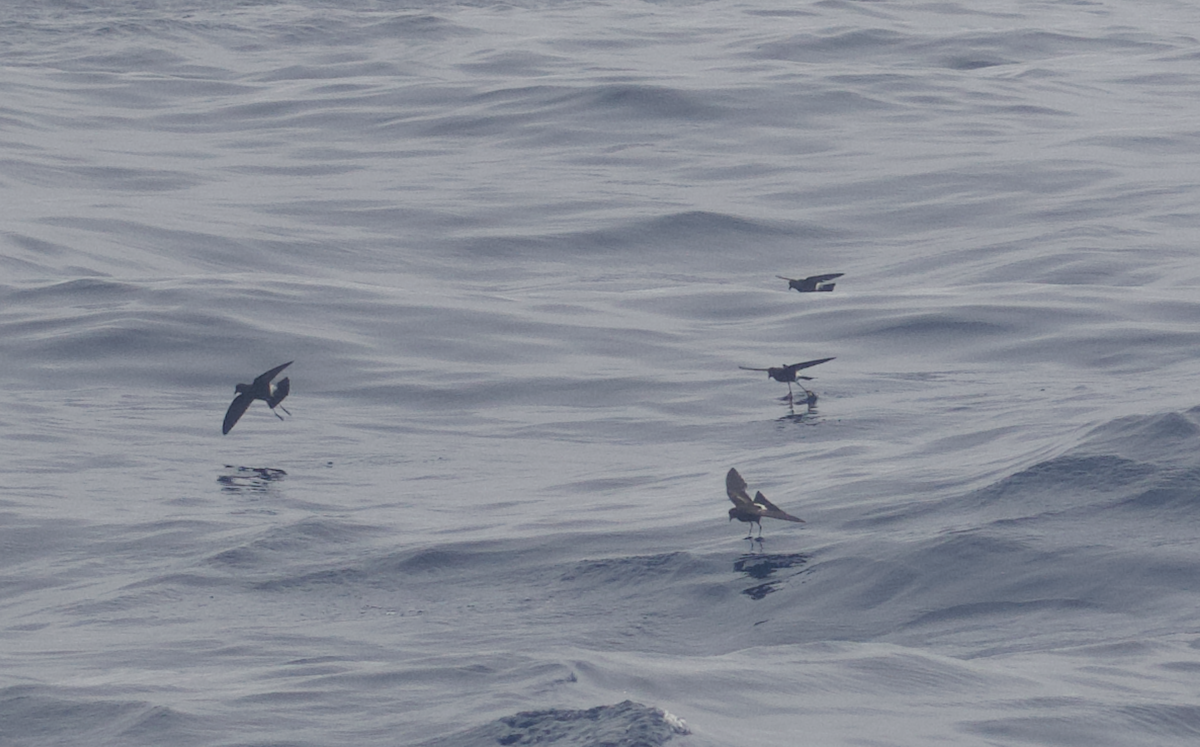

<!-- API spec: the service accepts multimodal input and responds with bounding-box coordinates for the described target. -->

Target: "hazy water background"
[5,0,1200,744]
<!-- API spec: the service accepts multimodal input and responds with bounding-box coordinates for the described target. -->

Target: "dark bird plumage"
[726,468,804,538]
[222,361,293,435]
[739,357,834,401]
[777,273,843,292]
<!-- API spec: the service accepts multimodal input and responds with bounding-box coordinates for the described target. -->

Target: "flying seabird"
[739,357,834,401]
[726,467,804,539]
[777,273,843,292]
[222,361,293,435]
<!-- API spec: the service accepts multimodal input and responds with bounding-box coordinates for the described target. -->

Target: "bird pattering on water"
[726,468,804,539]
[223,361,293,435]
[777,273,843,292]
[739,357,834,401]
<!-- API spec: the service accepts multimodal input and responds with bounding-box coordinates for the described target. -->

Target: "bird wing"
[804,273,844,283]
[753,491,804,523]
[267,377,290,408]
[726,468,755,508]
[775,275,798,282]
[738,366,770,372]
[222,392,254,434]
[254,361,293,387]
[783,357,835,374]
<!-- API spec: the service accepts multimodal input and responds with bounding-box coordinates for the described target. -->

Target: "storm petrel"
[222,361,293,435]
[777,273,843,292]
[726,468,804,539]
[739,357,834,401]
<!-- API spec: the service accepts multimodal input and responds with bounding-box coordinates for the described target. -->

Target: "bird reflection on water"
[778,391,819,421]
[218,465,288,494]
[734,552,809,600]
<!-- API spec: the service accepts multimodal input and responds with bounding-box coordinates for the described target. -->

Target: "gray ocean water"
[5,0,1200,744]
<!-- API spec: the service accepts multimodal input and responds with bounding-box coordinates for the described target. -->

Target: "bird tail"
[268,377,291,408]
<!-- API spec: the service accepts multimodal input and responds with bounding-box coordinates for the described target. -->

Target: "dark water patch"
[207,546,261,568]
[943,57,1010,70]
[417,700,689,747]
[754,28,908,63]
[120,572,231,591]
[571,84,725,122]
[560,552,691,585]
[1114,467,1200,511]
[1076,410,1200,465]
[965,714,1117,745]
[362,12,478,44]
[458,50,565,77]
[233,689,327,706]
[253,566,368,591]
[453,210,834,260]
[453,81,729,125]
[273,656,352,678]
[254,60,397,84]
[206,519,385,579]
[857,410,1200,530]
[1075,133,1200,156]
[0,686,206,747]
[18,161,201,192]
[1160,661,1200,673]
[0,518,86,569]
[904,598,1095,629]
[7,276,135,302]
[383,546,519,576]
[843,651,993,693]
[1117,704,1200,738]
[949,411,1200,517]
[967,455,1155,506]
[115,704,209,746]
[851,311,1015,345]
[251,519,377,552]
[544,475,660,495]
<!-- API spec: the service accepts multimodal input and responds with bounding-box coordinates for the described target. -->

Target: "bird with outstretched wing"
[739,357,834,401]
[726,467,804,539]
[223,361,293,435]
[777,273,844,292]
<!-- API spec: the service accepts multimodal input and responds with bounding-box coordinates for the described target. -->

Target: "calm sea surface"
[5,1,1200,745]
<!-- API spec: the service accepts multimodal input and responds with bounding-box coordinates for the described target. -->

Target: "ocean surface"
[4,0,1200,744]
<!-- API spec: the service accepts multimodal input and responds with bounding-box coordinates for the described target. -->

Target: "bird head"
[235,383,249,394]
[728,508,737,521]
